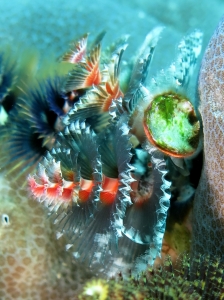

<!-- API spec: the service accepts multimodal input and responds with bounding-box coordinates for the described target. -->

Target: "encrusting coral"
[0,175,93,299]
[1,10,224,300]
[192,15,224,256]
[79,254,224,299]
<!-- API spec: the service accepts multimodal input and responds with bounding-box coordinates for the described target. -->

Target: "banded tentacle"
[64,43,103,92]
[130,144,171,275]
[60,33,88,64]
[28,118,132,271]
[63,38,128,134]
[28,120,102,236]
[123,26,164,114]
[26,29,205,277]
[28,109,172,277]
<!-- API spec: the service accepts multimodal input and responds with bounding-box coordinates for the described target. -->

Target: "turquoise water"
[0,0,223,71]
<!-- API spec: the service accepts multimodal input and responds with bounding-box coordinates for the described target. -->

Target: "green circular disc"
[144,92,200,157]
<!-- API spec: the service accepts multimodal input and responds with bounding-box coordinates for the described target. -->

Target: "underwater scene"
[0,0,224,299]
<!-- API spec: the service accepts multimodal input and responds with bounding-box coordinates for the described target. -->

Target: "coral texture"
[0,174,92,299]
[193,15,224,255]
[1,2,224,299]
[80,254,224,299]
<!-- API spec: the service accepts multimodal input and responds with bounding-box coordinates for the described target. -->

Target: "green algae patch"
[144,92,200,157]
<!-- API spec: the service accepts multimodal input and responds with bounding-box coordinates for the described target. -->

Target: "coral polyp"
[79,254,224,299]
[82,279,109,300]
[143,91,200,157]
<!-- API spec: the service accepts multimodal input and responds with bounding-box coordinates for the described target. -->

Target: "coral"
[79,254,224,299]
[2,2,224,298]
[0,174,92,299]
[0,61,94,298]
[192,15,224,256]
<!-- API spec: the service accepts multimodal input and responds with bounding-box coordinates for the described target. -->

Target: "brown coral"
[0,174,92,299]
[193,15,224,256]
